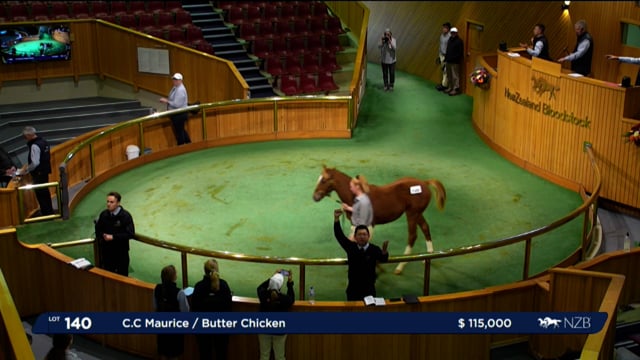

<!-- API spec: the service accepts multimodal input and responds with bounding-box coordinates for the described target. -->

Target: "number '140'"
[64,317,92,330]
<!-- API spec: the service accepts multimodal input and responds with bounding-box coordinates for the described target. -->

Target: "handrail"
[0,267,35,360]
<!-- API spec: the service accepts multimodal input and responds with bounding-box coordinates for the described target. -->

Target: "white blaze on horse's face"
[316,175,323,185]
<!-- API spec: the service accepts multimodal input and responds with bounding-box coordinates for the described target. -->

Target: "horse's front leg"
[394,216,419,275]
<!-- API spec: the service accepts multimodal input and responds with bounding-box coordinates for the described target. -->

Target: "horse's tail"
[426,179,446,210]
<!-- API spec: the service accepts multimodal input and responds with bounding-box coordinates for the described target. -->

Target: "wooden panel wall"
[363,1,640,90]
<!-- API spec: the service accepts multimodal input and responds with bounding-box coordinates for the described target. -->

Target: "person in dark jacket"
[558,19,593,76]
[520,23,551,61]
[94,191,135,276]
[21,126,54,215]
[444,27,464,96]
[334,209,389,301]
[154,265,189,360]
[191,258,233,360]
[257,270,295,360]
[0,146,16,186]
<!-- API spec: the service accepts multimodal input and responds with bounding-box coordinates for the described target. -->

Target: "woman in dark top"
[153,265,189,360]
[191,258,233,360]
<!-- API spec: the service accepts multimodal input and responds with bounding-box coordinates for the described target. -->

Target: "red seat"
[51,2,70,18]
[265,55,285,77]
[283,54,303,76]
[226,6,244,25]
[271,36,288,57]
[185,25,204,42]
[117,14,137,28]
[143,26,164,39]
[262,3,279,22]
[272,20,290,37]
[251,37,271,59]
[9,3,28,20]
[129,1,146,15]
[253,19,272,38]
[109,1,127,16]
[31,1,50,21]
[300,73,321,93]
[302,52,320,74]
[96,13,116,23]
[137,13,156,30]
[324,33,344,52]
[174,10,192,26]
[193,40,214,55]
[29,2,49,20]
[312,2,329,17]
[280,74,301,96]
[157,11,175,27]
[319,50,341,72]
[280,3,295,18]
[237,21,257,42]
[308,15,328,34]
[307,34,323,54]
[167,27,186,42]
[287,35,306,56]
[296,2,311,17]
[90,1,109,16]
[245,4,261,22]
[318,71,339,92]
[327,16,346,35]
[147,1,165,12]
[291,18,309,35]
[165,1,183,12]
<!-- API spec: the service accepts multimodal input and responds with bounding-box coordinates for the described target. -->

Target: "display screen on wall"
[621,21,640,48]
[0,24,71,64]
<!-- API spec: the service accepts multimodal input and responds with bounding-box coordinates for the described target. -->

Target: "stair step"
[231,58,259,66]
[215,50,249,57]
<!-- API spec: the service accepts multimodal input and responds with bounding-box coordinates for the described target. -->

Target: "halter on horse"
[313,166,446,274]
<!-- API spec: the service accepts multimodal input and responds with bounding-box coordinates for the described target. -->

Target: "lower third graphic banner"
[32,312,607,335]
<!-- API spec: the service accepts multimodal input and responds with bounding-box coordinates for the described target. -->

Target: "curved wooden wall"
[0,20,247,101]
[473,51,640,208]
[0,228,626,360]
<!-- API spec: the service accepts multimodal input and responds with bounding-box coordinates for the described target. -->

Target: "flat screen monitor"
[0,24,71,64]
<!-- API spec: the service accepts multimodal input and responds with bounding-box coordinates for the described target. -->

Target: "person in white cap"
[444,27,464,96]
[257,270,295,360]
[378,28,397,91]
[160,73,191,145]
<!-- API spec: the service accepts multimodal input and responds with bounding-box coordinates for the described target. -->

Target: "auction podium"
[472,49,640,209]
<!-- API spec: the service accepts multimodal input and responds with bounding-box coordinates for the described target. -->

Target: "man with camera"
[378,28,397,91]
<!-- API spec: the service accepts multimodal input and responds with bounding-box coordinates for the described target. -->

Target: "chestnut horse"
[312,166,446,274]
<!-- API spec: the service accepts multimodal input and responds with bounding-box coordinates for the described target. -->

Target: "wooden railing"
[51,106,601,300]
[0,226,627,359]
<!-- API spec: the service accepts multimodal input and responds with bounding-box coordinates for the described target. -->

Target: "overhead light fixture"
[561,1,571,10]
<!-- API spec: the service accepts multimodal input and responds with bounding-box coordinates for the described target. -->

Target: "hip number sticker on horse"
[410,185,422,194]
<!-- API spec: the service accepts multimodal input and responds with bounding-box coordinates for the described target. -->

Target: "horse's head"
[312,166,336,202]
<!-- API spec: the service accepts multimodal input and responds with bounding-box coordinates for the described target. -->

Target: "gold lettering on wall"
[531,76,560,100]
[504,88,590,129]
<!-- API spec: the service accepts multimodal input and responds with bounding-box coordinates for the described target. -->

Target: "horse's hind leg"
[417,214,434,253]
[394,215,420,275]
